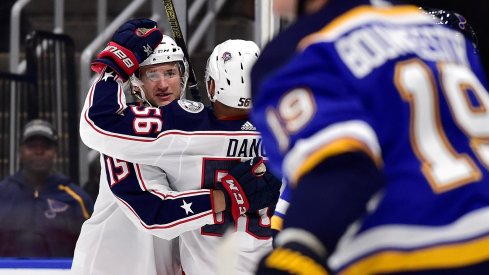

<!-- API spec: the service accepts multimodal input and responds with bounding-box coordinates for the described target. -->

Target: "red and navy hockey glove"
[91,18,163,81]
[218,157,281,221]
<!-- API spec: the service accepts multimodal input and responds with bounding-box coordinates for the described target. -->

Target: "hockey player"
[266,5,486,240]
[78,19,281,275]
[72,34,186,275]
[251,0,489,274]
[129,35,189,107]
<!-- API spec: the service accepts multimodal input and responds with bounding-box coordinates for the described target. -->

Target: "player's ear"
[208,79,216,98]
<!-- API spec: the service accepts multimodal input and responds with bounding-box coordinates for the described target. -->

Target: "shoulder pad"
[177,99,205,113]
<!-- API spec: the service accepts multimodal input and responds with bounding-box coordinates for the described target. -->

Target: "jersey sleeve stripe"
[117,196,213,229]
[271,215,284,231]
[115,196,213,229]
[135,163,209,199]
[298,5,429,50]
[284,120,382,185]
[57,185,91,219]
[330,206,489,272]
[108,161,214,239]
[274,198,290,216]
[339,233,489,275]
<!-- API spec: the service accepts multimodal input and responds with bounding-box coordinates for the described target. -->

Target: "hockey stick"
[162,0,201,102]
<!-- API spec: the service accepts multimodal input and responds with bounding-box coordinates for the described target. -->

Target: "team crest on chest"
[44,198,69,219]
[178,99,204,113]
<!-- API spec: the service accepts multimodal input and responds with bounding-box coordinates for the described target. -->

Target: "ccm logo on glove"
[222,177,248,215]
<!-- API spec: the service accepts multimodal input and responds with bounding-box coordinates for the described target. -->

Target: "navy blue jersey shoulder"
[162,101,252,132]
[86,69,254,138]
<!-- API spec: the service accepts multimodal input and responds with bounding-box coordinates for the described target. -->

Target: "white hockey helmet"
[205,39,260,109]
[131,35,189,104]
[141,35,186,67]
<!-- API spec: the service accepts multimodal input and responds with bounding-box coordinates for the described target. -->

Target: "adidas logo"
[241,121,256,131]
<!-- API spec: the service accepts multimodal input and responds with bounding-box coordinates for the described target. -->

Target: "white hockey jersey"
[71,156,181,275]
[78,70,273,275]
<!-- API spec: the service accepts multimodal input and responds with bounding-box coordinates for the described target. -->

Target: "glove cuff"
[91,58,130,81]
[218,174,250,221]
[92,41,140,80]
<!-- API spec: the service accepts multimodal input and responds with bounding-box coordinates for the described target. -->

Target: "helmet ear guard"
[205,39,260,109]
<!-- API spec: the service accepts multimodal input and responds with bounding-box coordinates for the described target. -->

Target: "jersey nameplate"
[178,99,205,113]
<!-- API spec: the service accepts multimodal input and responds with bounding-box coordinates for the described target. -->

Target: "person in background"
[0,119,93,257]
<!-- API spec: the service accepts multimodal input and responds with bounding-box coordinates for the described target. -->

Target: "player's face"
[140,62,183,106]
[273,0,298,19]
[273,0,328,19]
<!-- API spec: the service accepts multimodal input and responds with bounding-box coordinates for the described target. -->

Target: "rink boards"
[0,259,71,274]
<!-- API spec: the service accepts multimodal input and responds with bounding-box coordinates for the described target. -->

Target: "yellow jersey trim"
[292,138,381,185]
[299,5,421,50]
[271,215,284,231]
[266,247,330,275]
[58,185,91,219]
[340,234,489,275]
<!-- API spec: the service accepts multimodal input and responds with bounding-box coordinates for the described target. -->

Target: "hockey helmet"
[141,35,186,67]
[131,35,189,104]
[205,39,260,109]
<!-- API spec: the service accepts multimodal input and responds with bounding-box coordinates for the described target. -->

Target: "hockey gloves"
[255,242,329,275]
[91,18,163,81]
[218,157,282,222]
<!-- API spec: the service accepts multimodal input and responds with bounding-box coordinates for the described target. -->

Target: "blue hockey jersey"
[251,0,489,274]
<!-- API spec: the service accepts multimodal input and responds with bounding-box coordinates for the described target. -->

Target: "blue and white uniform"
[251,0,489,274]
[72,157,182,275]
[271,182,291,233]
[77,69,273,275]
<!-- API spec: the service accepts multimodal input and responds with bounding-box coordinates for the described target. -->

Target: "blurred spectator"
[0,119,94,257]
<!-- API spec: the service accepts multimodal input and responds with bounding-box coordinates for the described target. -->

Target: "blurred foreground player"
[252,0,489,274]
